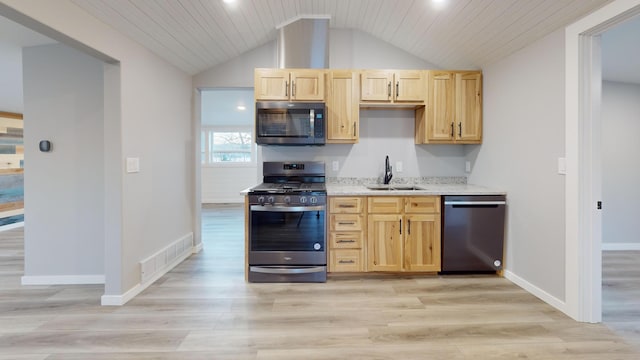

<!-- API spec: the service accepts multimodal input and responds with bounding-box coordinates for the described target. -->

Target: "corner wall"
[467,28,567,302]
[1,0,194,302]
[22,43,105,282]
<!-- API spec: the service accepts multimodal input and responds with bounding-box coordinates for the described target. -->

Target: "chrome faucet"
[384,155,393,185]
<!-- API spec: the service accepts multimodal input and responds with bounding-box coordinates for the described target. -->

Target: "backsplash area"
[327,176,467,185]
[260,109,468,179]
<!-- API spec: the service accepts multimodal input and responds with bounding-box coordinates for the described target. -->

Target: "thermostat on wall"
[39,140,51,152]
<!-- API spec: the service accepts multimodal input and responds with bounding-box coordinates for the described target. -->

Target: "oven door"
[249,204,326,266]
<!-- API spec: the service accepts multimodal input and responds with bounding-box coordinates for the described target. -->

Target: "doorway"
[199,88,258,204]
[566,1,640,323]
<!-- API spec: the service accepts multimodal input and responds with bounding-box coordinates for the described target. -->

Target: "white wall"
[467,28,567,300]
[1,0,194,301]
[0,40,22,113]
[602,81,640,246]
[194,29,464,182]
[22,43,104,279]
[330,29,443,70]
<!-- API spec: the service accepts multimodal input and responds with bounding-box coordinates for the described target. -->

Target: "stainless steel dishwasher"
[441,195,506,273]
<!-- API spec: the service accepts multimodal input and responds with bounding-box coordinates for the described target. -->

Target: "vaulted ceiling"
[71,0,614,75]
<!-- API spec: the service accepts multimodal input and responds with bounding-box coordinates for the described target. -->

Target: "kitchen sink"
[365,185,425,191]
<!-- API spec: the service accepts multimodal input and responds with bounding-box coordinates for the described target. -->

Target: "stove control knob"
[299,196,307,204]
[313,243,321,250]
[310,196,317,204]
[283,196,291,204]
[257,196,265,204]
[267,196,275,204]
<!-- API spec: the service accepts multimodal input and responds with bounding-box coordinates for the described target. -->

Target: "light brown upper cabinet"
[326,70,359,143]
[415,70,482,144]
[360,70,425,104]
[254,68,325,101]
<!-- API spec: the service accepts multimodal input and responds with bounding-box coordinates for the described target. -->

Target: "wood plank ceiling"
[71,0,614,75]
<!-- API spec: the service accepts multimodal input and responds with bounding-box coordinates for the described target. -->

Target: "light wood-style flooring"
[0,204,638,359]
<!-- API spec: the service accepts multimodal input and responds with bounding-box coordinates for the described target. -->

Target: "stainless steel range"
[247,161,327,283]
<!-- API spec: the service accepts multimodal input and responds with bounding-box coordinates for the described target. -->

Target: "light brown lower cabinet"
[328,197,366,272]
[367,196,441,272]
[328,195,441,273]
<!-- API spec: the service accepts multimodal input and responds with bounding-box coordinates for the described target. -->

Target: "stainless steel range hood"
[277,17,329,69]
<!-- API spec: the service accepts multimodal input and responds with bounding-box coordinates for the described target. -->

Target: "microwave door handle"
[310,109,315,137]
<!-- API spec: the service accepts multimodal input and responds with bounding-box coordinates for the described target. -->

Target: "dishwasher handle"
[444,201,506,206]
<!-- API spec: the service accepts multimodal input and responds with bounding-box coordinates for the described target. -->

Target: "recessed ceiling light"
[432,0,447,9]
[223,0,236,4]
[236,105,246,111]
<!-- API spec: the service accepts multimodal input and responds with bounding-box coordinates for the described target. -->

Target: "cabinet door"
[360,71,393,102]
[290,70,324,101]
[404,214,441,272]
[368,214,402,271]
[254,69,290,100]
[427,71,455,142]
[455,72,482,143]
[326,71,359,143]
[394,70,425,102]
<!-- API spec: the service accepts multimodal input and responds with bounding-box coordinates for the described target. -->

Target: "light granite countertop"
[241,177,505,196]
[327,183,506,196]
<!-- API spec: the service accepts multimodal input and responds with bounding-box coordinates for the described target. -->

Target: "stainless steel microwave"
[255,102,325,145]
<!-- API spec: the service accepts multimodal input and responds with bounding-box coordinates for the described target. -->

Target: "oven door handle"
[250,266,326,274]
[250,205,326,212]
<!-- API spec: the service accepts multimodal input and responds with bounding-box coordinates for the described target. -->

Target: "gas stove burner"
[249,161,326,196]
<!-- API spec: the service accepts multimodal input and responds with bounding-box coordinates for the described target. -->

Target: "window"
[201,126,255,166]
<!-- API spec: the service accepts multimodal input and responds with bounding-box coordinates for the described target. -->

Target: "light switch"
[558,157,566,175]
[332,160,339,171]
[396,161,403,173]
[126,157,140,173]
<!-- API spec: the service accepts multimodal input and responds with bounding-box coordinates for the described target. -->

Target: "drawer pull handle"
[339,260,355,264]
[338,204,356,208]
[338,222,355,225]
[337,240,356,243]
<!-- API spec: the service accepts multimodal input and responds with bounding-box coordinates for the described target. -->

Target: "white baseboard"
[193,242,203,253]
[504,270,567,314]
[101,233,195,306]
[22,274,105,285]
[101,283,142,306]
[602,243,640,251]
[0,221,24,232]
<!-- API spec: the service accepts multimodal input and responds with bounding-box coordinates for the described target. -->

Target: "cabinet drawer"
[330,249,364,272]
[330,232,363,249]
[368,197,403,213]
[329,197,364,213]
[405,196,440,214]
[330,214,364,231]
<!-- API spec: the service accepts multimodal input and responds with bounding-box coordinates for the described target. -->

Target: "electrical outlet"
[396,161,403,173]
[465,161,471,173]
[332,160,339,171]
